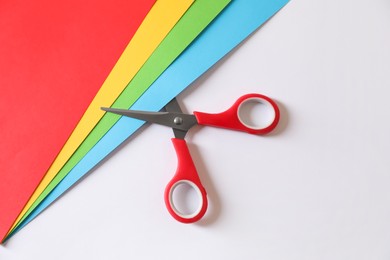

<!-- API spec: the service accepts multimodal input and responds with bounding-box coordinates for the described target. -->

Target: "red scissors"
[102,93,280,223]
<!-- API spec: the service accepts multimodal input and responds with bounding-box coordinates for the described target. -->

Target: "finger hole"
[237,97,276,130]
[169,180,203,219]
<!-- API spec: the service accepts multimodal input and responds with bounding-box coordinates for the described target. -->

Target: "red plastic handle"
[164,138,208,223]
[194,93,280,135]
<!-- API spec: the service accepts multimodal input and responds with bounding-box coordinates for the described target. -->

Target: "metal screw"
[174,117,183,125]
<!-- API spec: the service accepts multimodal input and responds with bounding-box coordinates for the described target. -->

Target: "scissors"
[102,93,280,223]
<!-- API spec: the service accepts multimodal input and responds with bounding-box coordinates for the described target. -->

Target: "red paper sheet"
[0,0,155,241]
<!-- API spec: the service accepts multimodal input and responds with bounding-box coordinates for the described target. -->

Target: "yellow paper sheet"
[9,0,194,234]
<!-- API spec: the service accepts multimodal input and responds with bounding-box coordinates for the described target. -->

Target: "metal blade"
[164,98,188,139]
[164,98,183,114]
[101,107,197,132]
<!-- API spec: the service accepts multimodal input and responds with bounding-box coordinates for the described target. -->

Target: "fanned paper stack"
[0,0,289,242]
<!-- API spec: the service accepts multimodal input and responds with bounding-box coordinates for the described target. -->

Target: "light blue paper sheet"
[11,0,289,236]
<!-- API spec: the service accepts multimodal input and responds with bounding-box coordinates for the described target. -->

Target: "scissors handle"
[164,138,208,223]
[193,93,280,135]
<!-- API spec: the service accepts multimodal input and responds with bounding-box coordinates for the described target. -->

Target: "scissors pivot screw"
[173,116,183,125]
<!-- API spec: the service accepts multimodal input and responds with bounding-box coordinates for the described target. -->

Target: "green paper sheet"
[15,0,231,230]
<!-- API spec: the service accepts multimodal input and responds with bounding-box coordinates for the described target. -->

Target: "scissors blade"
[101,107,198,131]
[164,98,183,114]
[164,98,189,139]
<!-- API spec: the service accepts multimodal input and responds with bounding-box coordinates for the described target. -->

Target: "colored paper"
[8,0,194,237]
[6,0,289,240]
[6,0,231,239]
[0,0,155,242]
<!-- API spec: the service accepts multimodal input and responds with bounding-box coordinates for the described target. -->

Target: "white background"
[2,0,390,259]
